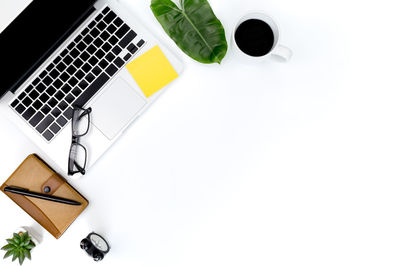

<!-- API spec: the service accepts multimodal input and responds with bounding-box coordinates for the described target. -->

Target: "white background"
[0,0,400,266]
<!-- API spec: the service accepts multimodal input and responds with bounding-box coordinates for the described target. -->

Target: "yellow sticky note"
[126,45,179,97]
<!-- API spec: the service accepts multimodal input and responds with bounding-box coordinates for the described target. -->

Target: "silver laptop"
[0,0,183,177]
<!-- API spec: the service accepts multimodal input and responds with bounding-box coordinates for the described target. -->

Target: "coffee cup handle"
[272,45,292,62]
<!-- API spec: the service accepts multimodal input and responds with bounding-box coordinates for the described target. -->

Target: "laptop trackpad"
[90,78,146,140]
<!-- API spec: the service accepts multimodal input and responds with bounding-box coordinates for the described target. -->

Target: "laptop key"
[68,77,79,87]
[53,79,63,89]
[100,31,110,41]
[95,13,104,22]
[83,35,94,45]
[105,52,115,62]
[90,28,100,38]
[75,35,83,44]
[113,17,123,27]
[29,90,39,99]
[95,49,105,59]
[97,21,107,31]
[36,115,55,133]
[29,112,44,127]
[109,36,118,46]
[137,39,145,47]
[92,66,102,76]
[46,63,55,72]
[80,51,90,61]
[102,6,110,15]
[76,69,85,80]
[73,58,84,69]
[123,53,132,61]
[18,92,27,100]
[32,78,40,86]
[60,72,70,82]
[85,73,95,83]
[93,37,103,47]
[55,91,65,101]
[72,87,82,97]
[22,97,33,107]
[106,24,117,34]
[87,44,97,54]
[10,99,19,108]
[56,62,67,72]
[63,55,73,65]
[63,107,74,120]
[78,80,89,90]
[32,100,43,110]
[39,70,47,79]
[77,41,87,51]
[51,107,62,118]
[57,116,68,127]
[43,130,54,141]
[73,72,110,108]
[43,76,53,86]
[119,30,136,48]
[41,104,51,115]
[115,24,129,38]
[36,83,46,93]
[99,59,109,69]
[70,48,80,58]
[66,65,77,75]
[127,43,138,54]
[22,107,35,120]
[46,86,57,96]
[105,64,118,77]
[88,56,99,66]
[16,104,25,114]
[39,93,50,103]
[65,94,75,104]
[112,45,122,55]
[25,85,34,93]
[49,123,61,134]
[48,97,58,108]
[88,21,96,29]
[61,84,72,94]
[104,11,117,24]
[81,28,89,36]
[58,100,68,111]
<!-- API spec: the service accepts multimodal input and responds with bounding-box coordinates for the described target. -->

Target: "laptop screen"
[0,0,96,98]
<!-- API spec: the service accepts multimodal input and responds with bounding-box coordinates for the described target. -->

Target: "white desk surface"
[1,0,400,266]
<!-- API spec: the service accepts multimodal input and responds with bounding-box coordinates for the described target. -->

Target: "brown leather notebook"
[0,154,88,239]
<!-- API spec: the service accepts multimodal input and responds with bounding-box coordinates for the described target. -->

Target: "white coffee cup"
[232,12,292,62]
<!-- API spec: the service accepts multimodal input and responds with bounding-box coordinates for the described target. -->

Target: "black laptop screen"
[0,0,96,98]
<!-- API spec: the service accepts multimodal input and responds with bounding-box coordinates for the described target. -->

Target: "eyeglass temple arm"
[78,107,92,120]
[74,161,86,175]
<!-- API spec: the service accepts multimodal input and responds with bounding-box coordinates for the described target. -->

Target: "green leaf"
[13,233,21,244]
[23,236,31,247]
[3,249,13,259]
[6,238,18,246]
[24,249,31,260]
[151,0,227,64]
[18,250,25,265]
[1,244,14,251]
[12,250,18,261]
[26,243,35,250]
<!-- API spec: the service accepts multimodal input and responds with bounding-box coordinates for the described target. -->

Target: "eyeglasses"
[68,107,92,176]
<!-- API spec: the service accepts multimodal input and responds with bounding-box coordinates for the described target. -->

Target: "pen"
[4,186,81,206]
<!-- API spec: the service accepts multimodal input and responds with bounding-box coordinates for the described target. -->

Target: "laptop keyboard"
[9,6,146,142]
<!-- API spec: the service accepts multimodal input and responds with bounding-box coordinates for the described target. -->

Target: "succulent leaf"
[1,244,14,251]
[3,249,13,259]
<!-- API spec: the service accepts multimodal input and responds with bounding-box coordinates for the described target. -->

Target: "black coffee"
[234,19,274,57]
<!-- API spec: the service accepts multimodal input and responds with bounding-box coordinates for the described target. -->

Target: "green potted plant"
[1,227,37,265]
